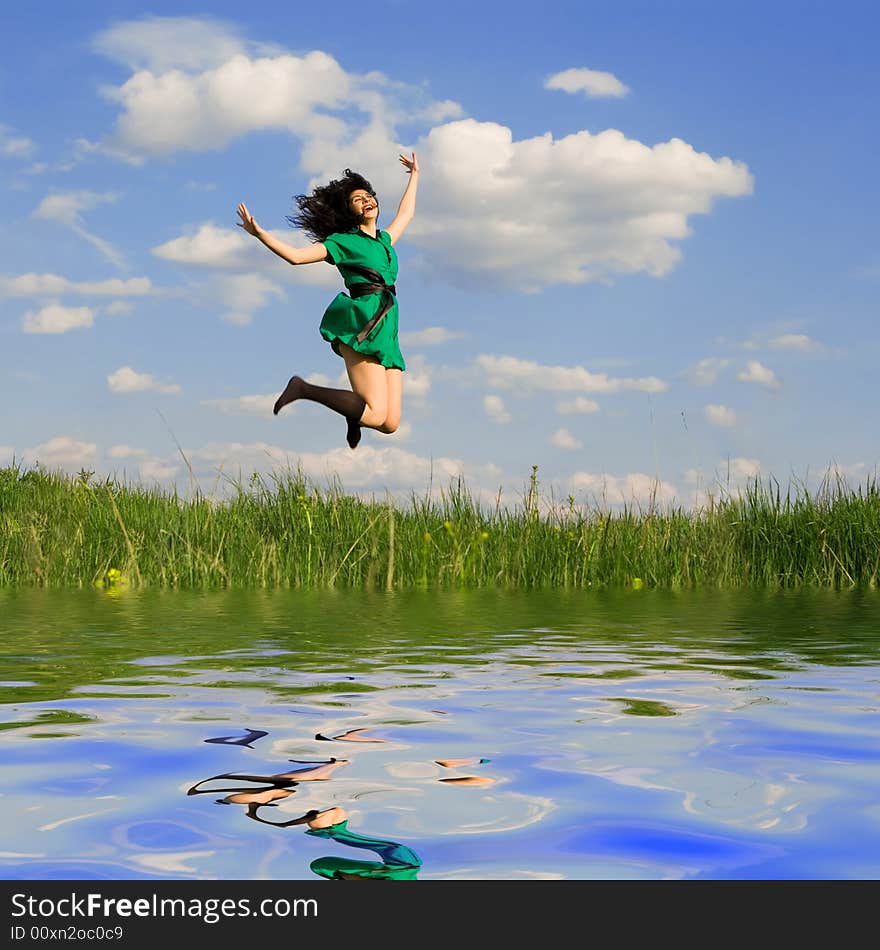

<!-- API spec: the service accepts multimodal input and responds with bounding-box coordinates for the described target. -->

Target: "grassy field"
[1,463,878,589]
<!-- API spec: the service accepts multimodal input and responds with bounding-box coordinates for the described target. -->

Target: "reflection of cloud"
[130,850,215,874]
[38,809,117,832]
[395,791,555,837]
[449,793,555,835]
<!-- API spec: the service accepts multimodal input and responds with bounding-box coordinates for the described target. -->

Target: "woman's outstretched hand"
[236,202,261,237]
[399,151,419,175]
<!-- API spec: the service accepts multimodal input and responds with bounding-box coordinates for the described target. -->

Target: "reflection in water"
[316,728,386,743]
[204,728,269,748]
[188,737,423,880]
[306,810,422,881]
[608,699,677,717]
[1,588,879,880]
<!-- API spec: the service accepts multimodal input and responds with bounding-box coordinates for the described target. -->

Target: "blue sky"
[1,1,878,508]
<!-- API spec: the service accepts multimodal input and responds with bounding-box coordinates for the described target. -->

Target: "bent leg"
[375,368,402,434]
[340,343,389,429]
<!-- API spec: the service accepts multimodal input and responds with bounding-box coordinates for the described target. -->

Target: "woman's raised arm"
[237,202,328,265]
[385,152,419,245]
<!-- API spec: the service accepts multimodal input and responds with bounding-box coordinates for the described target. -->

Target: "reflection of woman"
[306,806,420,880]
[256,806,422,881]
[237,153,419,449]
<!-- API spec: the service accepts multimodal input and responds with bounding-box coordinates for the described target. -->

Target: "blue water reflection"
[1,588,878,879]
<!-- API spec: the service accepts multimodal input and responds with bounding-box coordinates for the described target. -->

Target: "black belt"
[345,264,397,343]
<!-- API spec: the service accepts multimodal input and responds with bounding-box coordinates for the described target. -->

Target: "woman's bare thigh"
[378,368,403,433]
[339,342,388,428]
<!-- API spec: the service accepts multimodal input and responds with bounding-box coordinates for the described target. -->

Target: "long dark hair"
[287,169,377,242]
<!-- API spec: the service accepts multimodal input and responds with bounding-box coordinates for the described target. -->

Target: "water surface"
[1,588,878,880]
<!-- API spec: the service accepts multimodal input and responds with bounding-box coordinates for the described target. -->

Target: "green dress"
[319,228,405,371]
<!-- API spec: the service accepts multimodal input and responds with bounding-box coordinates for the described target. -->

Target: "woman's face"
[349,189,378,221]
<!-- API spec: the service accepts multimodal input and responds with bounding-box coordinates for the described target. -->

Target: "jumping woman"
[236,153,419,448]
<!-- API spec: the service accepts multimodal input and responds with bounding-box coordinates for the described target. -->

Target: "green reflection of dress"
[306,820,421,880]
[319,229,405,371]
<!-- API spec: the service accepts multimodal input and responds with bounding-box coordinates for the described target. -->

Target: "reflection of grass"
[0,709,96,732]
[1,462,879,589]
[539,669,642,679]
[609,698,677,717]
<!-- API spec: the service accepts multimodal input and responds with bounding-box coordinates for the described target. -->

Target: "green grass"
[0,463,878,589]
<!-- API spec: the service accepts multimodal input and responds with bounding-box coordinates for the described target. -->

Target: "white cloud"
[391,421,412,442]
[768,333,821,352]
[570,471,678,507]
[403,354,431,406]
[703,404,737,427]
[819,461,878,484]
[152,223,339,288]
[32,191,115,225]
[108,445,149,458]
[730,457,761,478]
[21,436,97,470]
[699,457,761,481]
[92,19,748,290]
[92,16,249,73]
[483,395,511,424]
[550,427,582,450]
[215,273,286,325]
[136,459,181,481]
[682,357,730,385]
[414,119,752,289]
[153,222,252,268]
[203,394,277,416]
[0,124,36,158]
[0,273,155,298]
[737,360,781,389]
[107,366,181,394]
[545,67,630,99]
[556,397,599,414]
[95,40,398,161]
[32,191,126,269]
[104,301,134,316]
[476,354,666,393]
[22,303,94,334]
[399,326,467,346]
[188,441,501,491]
[105,445,180,481]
